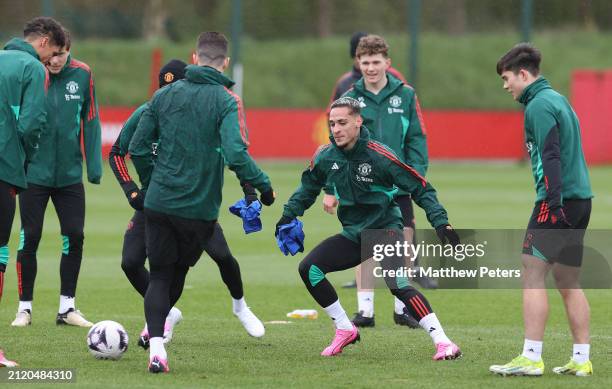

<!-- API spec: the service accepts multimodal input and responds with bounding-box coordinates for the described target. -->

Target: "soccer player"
[327,34,434,329]
[110,59,264,348]
[11,28,101,328]
[329,31,407,102]
[1,16,66,366]
[109,59,187,347]
[278,96,461,359]
[489,43,594,377]
[129,31,275,373]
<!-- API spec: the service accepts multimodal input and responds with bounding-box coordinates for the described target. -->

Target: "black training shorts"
[522,199,591,267]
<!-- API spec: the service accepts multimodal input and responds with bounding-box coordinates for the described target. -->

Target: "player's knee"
[20,228,42,252]
[121,256,142,274]
[298,259,311,280]
[149,264,174,281]
[392,285,418,300]
[211,252,236,267]
[61,232,84,256]
[554,276,581,291]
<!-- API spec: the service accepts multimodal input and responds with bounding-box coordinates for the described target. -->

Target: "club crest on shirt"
[66,81,79,94]
[358,163,372,176]
[389,95,402,108]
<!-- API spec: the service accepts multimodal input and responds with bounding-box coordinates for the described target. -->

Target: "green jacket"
[519,77,592,207]
[108,103,149,190]
[129,65,272,221]
[283,127,448,242]
[342,73,429,177]
[0,38,47,189]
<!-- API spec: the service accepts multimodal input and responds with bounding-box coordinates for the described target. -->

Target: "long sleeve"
[108,132,134,186]
[128,105,157,190]
[109,105,147,187]
[404,91,429,176]
[219,89,271,193]
[283,148,327,218]
[529,103,562,209]
[81,71,102,184]
[18,63,47,165]
[377,143,448,228]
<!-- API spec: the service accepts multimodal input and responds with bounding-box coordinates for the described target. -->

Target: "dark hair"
[196,32,228,66]
[330,96,361,116]
[63,28,71,50]
[158,59,187,88]
[496,43,541,76]
[355,34,389,59]
[350,31,368,58]
[23,16,66,48]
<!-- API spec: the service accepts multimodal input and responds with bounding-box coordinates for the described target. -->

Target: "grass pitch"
[1,161,611,388]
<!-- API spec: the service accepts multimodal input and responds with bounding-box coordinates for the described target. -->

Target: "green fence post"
[231,0,243,97]
[408,0,421,89]
[42,0,55,16]
[521,0,533,42]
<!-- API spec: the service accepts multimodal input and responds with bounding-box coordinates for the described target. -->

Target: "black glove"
[436,224,460,246]
[0,263,5,273]
[260,188,275,206]
[121,181,144,211]
[242,182,258,205]
[543,206,571,228]
[275,215,293,237]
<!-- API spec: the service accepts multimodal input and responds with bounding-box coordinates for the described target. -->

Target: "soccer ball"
[87,321,129,360]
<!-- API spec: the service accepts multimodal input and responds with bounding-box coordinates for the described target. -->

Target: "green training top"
[283,127,449,242]
[129,65,271,221]
[26,55,102,187]
[0,38,47,189]
[519,77,592,208]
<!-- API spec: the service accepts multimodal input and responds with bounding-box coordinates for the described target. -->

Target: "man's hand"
[322,194,338,215]
[544,206,571,228]
[275,215,293,237]
[242,182,258,205]
[121,181,144,211]
[436,224,460,246]
[260,188,275,206]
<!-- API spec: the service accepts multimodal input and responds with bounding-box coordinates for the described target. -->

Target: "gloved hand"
[275,217,305,256]
[275,215,293,237]
[436,224,460,246]
[242,183,258,205]
[541,205,571,228]
[260,188,275,206]
[121,181,144,211]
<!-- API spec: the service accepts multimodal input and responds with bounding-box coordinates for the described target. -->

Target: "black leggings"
[144,209,217,338]
[0,181,17,274]
[121,211,243,299]
[17,183,85,301]
[298,234,433,321]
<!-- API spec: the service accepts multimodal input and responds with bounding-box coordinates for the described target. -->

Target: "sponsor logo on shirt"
[331,162,339,170]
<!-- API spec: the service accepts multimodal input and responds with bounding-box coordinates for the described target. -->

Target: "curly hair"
[355,35,389,58]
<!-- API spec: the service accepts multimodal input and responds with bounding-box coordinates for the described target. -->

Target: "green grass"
[68,31,612,109]
[1,161,612,388]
